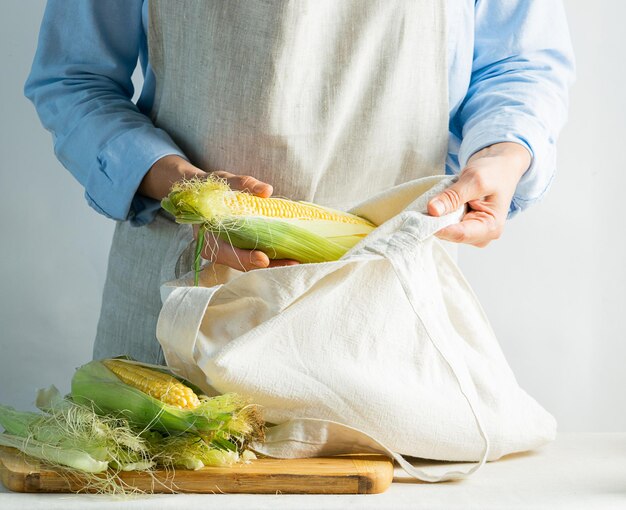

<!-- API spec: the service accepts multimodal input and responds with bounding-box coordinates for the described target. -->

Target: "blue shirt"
[25,0,574,226]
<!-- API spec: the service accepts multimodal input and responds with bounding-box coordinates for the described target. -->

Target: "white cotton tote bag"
[157,175,556,482]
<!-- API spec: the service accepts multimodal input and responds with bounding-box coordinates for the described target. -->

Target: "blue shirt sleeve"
[24,0,186,226]
[453,0,575,216]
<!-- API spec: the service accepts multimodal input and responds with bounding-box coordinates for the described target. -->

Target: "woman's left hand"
[427,142,532,247]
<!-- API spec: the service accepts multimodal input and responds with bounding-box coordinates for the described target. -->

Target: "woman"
[25,0,574,365]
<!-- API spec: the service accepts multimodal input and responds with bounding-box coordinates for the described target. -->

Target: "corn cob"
[161,176,376,268]
[71,359,265,441]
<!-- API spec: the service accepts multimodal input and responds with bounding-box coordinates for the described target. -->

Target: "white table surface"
[1,433,624,510]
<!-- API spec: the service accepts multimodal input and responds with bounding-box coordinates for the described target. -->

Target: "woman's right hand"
[139,155,299,272]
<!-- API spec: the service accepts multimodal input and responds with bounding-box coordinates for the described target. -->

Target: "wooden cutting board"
[0,446,394,494]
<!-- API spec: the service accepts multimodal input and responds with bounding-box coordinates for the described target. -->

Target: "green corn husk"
[70,359,264,446]
[214,217,348,262]
[0,404,39,437]
[0,373,265,494]
[0,388,154,474]
[0,433,109,474]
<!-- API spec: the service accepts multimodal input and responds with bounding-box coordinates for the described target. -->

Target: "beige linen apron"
[94,0,449,363]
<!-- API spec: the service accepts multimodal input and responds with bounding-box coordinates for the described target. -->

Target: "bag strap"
[157,284,218,386]
[251,415,485,483]
[347,182,490,480]
[352,176,490,479]
[385,242,490,480]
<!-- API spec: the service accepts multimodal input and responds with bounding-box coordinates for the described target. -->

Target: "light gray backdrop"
[0,1,623,432]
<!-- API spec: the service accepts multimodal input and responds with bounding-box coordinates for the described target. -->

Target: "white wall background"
[0,1,624,432]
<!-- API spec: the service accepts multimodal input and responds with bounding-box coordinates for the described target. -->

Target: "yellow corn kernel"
[103,360,200,410]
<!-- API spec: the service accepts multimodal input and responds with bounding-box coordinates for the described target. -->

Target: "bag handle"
[251,416,485,483]
[157,285,219,387]
[384,244,491,480]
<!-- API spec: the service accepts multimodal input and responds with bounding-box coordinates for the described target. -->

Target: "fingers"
[435,207,503,247]
[191,173,294,271]
[201,231,299,271]
[428,166,505,247]
[426,146,529,246]
[427,169,486,217]
[202,233,268,271]
[211,170,273,197]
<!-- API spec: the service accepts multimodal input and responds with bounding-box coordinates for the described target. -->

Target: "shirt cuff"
[85,125,186,224]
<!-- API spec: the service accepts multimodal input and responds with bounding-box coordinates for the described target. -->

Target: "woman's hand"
[427,142,532,247]
[139,155,299,271]
[194,169,300,272]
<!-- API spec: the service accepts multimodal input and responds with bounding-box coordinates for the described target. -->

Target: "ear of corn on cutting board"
[0,447,394,494]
